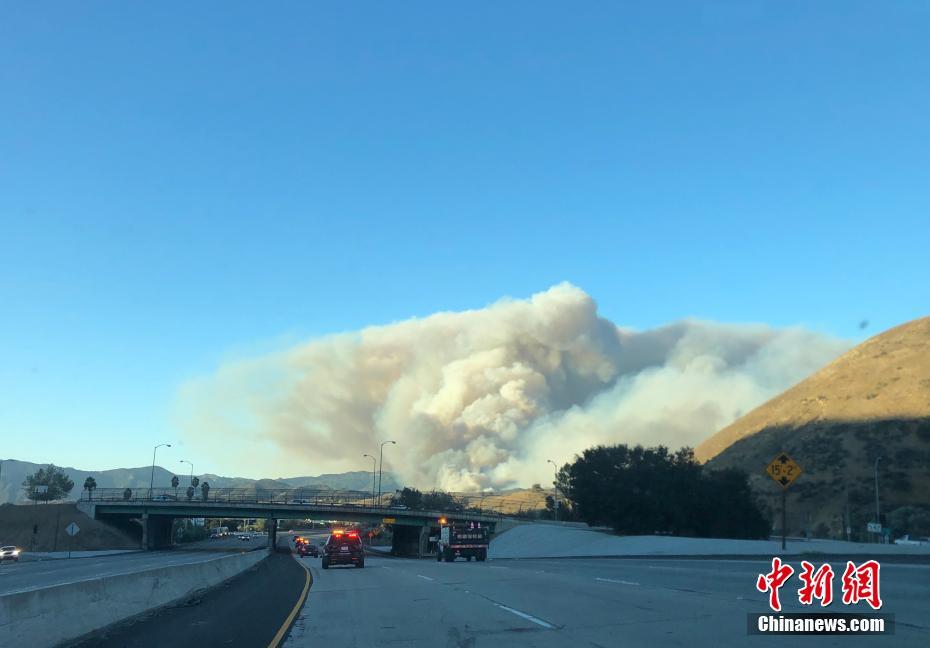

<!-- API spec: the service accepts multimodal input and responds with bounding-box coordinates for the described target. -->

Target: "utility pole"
[781,488,787,551]
[845,486,851,542]
[547,459,560,522]
[149,443,171,500]
[363,454,376,507]
[377,440,396,507]
[180,459,194,485]
[874,456,882,544]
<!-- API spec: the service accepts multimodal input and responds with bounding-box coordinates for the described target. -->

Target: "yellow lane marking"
[267,555,313,648]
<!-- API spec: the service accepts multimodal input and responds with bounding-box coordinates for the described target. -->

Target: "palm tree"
[83,477,97,500]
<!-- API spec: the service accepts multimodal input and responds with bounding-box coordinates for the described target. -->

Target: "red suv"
[321,531,364,569]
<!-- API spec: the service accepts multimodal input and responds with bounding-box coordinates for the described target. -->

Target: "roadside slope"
[0,502,139,551]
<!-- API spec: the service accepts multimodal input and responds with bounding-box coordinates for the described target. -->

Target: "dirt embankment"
[0,502,140,551]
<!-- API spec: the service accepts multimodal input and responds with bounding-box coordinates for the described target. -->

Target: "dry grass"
[696,316,930,537]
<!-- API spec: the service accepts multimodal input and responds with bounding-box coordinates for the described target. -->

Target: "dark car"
[296,538,319,557]
[321,531,364,569]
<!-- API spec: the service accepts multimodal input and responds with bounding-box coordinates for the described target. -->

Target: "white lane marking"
[596,577,640,586]
[495,603,555,629]
[417,574,434,581]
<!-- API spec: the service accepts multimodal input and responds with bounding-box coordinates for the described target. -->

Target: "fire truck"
[436,519,489,562]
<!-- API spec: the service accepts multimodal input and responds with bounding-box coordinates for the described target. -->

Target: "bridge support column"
[141,514,174,550]
[418,525,430,558]
[390,524,430,557]
[267,519,277,552]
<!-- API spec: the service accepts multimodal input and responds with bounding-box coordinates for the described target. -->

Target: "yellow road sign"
[766,453,802,488]
[382,517,396,524]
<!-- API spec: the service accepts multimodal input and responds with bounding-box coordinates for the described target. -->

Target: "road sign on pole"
[765,453,803,551]
[65,522,80,559]
[765,454,803,488]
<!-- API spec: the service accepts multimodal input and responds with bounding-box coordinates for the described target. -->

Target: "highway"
[284,554,930,647]
[0,534,264,596]
[6,530,928,647]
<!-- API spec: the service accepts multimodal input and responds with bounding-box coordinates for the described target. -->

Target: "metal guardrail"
[81,487,552,519]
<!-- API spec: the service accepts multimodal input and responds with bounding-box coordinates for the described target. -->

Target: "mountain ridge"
[0,459,401,504]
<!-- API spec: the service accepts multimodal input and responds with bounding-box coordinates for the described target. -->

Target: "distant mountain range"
[0,459,401,504]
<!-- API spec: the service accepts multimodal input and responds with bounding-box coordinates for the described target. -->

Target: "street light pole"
[377,440,396,507]
[180,459,194,485]
[874,456,882,543]
[149,443,171,500]
[547,459,559,522]
[363,454,376,507]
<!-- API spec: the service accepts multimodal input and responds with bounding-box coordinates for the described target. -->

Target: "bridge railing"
[87,487,374,507]
[83,487,551,519]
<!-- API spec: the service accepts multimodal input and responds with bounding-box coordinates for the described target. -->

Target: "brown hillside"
[0,503,140,552]
[696,316,930,462]
[695,317,930,539]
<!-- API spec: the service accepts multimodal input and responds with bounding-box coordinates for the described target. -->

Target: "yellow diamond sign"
[766,453,802,489]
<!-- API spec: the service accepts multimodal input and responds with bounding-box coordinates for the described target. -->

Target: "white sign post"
[65,522,80,558]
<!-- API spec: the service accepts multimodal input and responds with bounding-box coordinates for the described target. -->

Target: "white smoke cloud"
[176,284,849,490]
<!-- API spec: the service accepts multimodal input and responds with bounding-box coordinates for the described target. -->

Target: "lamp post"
[149,443,171,500]
[363,454,376,507]
[180,460,194,485]
[547,459,560,522]
[377,440,396,507]
[874,456,882,543]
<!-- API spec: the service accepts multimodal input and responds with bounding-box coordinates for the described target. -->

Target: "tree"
[201,481,210,501]
[23,465,75,502]
[422,490,462,511]
[186,486,195,501]
[544,495,556,520]
[390,487,463,511]
[171,475,179,498]
[83,477,97,500]
[392,487,423,509]
[191,476,200,488]
[556,443,770,539]
[888,506,930,537]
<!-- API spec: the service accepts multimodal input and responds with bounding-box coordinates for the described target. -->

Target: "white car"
[0,546,21,562]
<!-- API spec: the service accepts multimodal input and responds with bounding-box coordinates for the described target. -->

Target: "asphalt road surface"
[0,536,264,596]
[69,550,306,648]
[284,555,930,647]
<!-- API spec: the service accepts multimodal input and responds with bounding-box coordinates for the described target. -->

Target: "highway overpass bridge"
[77,487,508,556]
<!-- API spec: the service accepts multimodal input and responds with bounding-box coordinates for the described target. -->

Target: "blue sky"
[1,2,928,475]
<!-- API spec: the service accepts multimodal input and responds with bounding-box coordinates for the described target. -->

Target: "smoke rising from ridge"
[177,284,849,489]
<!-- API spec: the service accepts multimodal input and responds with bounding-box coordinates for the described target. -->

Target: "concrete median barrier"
[0,551,268,648]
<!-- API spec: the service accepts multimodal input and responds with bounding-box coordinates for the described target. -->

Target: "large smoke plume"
[177,284,849,489]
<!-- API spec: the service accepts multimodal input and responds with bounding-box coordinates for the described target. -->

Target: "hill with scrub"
[695,316,930,539]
